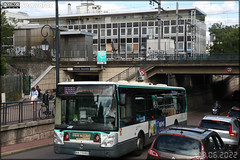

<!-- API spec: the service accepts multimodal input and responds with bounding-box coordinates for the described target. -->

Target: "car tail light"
[227,111,230,117]
[172,134,185,137]
[148,137,159,157]
[148,149,159,157]
[198,121,202,127]
[229,125,237,137]
[200,144,208,160]
[64,132,69,141]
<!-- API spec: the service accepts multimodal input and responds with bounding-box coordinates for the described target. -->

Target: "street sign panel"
[226,67,233,73]
[97,51,107,64]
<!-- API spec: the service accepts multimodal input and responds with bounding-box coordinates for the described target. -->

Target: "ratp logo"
[1,2,20,9]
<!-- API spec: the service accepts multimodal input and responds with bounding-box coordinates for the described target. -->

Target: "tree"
[1,10,15,75]
[209,23,239,54]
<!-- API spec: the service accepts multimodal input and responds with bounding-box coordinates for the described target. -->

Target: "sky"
[3,1,239,40]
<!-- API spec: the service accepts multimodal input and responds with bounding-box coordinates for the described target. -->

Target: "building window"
[121,29,126,35]
[164,27,169,34]
[133,38,138,43]
[142,22,147,26]
[178,42,184,50]
[107,39,111,43]
[178,36,184,41]
[74,25,79,30]
[127,38,132,43]
[101,44,106,50]
[127,44,133,52]
[142,38,147,43]
[164,21,170,25]
[93,30,97,34]
[87,29,92,33]
[87,24,92,29]
[148,21,154,26]
[187,36,191,41]
[101,39,105,44]
[187,42,191,50]
[133,22,138,27]
[127,28,132,35]
[101,29,105,36]
[134,28,138,35]
[121,38,126,43]
[95,17,102,21]
[101,24,105,28]
[69,25,73,29]
[81,25,86,29]
[179,26,184,33]
[93,39,97,44]
[121,44,126,52]
[171,26,176,33]
[142,28,147,34]
[107,29,111,36]
[113,29,117,35]
[121,23,126,27]
[93,24,98,29]
[155,21,158,26]
[171,20,176,25]
[179,20,184,25]
[113,23,118,28]
[155,27,158,34]
[107,24,111,28]
[127,22,132,27]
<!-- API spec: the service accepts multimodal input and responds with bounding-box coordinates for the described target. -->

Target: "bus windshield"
[56,85,117,131]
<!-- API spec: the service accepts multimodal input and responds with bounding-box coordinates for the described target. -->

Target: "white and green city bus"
[54,81,187,158]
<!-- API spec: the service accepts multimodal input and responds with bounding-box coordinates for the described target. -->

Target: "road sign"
[226,67,233,73]
[139,70,145,76]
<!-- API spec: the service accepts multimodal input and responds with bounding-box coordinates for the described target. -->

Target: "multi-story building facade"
[25,2,206,60]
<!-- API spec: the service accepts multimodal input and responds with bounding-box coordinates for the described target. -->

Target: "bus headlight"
[101,133,118,147]
[54,130,64,145]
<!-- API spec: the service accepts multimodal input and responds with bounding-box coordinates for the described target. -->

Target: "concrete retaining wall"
[1,119,54,147]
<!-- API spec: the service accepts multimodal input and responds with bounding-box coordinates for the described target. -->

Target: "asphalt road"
[2,98,239,160]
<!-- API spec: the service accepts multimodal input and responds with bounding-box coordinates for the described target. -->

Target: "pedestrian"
[36,85,42,101]
[29,87,38,103]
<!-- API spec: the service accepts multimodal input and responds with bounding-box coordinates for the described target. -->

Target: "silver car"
[199,115,240,151]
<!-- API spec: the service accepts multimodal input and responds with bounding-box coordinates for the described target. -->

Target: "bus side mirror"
[120,93,126,105]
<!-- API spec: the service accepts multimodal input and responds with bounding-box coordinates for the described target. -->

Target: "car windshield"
[154,135,201,156]
[57,85,118,131]
[229,110,240,118]
[200,120,230,131]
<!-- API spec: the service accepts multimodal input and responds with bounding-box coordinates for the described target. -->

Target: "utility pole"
[149,0,164,55]
[176,2,179,56]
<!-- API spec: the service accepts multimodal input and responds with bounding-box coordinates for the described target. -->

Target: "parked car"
[147,126,232,160]
[227,106,240,119]
[199,115,240,151]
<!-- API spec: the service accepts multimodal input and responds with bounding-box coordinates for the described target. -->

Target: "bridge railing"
[1,100,54,125]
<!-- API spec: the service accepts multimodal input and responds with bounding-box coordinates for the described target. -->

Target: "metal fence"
[1,100,54,125]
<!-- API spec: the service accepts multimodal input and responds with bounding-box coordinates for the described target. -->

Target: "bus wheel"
[132,133,144,156]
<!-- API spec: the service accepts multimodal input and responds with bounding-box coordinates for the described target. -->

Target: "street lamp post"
[40,25,55,60]
[55,0,60,88]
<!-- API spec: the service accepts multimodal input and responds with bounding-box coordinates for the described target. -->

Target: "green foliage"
[1,11,15,49]
[209,23,239,54]
[0,57,7,75]
[1,11,15,75]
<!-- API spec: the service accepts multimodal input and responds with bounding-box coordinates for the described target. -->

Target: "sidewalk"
[1,137,53,157]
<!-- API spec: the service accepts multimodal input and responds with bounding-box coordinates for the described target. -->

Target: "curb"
[1,143,53,157]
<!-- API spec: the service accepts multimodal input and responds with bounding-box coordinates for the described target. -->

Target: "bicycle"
[39,98,55,120]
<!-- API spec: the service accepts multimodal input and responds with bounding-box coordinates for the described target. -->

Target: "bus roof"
[58,81,185,91]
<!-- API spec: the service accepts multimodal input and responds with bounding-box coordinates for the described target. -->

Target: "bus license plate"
[75,151,89,156]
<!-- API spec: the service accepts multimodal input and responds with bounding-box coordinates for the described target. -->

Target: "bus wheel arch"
[137,131,145,150]
[132,130,145,156]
